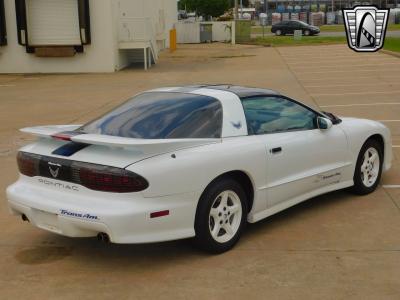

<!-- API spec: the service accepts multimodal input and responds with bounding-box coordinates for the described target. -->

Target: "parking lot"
[1,43,400,299]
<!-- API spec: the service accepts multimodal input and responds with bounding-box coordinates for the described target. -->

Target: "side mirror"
[317,117,333,130]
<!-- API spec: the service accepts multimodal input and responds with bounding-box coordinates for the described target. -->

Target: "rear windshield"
[78,92,223,139]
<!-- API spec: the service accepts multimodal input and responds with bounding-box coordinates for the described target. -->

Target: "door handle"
[270,147,282,154]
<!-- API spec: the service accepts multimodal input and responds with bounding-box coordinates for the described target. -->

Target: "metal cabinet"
[200,23,212,43]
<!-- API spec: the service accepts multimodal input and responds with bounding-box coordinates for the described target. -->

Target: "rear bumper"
[6,177,200,243]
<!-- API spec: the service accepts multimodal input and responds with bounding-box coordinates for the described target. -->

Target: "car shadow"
[243,189,352,239]
[15,188,354,266]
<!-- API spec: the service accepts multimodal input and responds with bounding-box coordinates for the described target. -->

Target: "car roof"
[169,84,280,98]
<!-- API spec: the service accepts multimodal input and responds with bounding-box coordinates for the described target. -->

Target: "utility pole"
[235,0,239,20]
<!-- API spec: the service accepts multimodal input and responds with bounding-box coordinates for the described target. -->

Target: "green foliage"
[179,0,232,18]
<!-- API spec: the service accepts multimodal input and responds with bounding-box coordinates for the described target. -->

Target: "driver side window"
[242,96,317,135]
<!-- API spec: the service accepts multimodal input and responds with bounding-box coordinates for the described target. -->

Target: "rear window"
[78,92,223,139]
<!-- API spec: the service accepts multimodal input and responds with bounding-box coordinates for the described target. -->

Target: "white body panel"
[260,127,351,207]
[6,88,393,244]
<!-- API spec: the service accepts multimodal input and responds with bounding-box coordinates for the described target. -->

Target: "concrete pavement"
[0,43,399,299]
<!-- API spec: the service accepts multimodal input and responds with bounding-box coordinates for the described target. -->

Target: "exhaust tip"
[21,214,29,222]
[97,232,110,244]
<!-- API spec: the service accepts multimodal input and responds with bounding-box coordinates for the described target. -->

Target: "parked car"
[271,20,320,36]
[6,85,392,253]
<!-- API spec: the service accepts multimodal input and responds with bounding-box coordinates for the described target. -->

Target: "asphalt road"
[0,43,399,299]
[252,30,400,38]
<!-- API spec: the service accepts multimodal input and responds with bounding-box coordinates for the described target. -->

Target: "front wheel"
[194,178,247,253]
[303,29,311,36]
[351,139,383,195]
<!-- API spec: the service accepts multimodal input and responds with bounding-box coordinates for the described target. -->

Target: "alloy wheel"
[360,147,380,188]
[209,190,242,244]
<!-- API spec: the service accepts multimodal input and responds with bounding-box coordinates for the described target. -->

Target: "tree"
[240,0,250,7]
[178,0,231,18]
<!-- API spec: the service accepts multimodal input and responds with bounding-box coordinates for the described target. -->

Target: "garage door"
[26,0,81,46]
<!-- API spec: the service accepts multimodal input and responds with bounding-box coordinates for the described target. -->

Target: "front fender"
[339,117,392,172]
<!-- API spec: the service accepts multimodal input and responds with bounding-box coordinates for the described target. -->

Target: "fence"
[176,21,233,44]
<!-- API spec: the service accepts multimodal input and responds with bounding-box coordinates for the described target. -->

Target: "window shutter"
[15,0,27,46]
[78,0,91,45]
[0,0,6,45]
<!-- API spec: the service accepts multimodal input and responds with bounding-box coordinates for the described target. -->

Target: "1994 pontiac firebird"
[7,85,392,253]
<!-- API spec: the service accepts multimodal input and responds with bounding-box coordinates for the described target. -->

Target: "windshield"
[297,21,309,26]
[79,92,223,139]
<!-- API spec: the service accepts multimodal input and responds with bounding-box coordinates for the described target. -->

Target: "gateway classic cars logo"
[343,6,389,52]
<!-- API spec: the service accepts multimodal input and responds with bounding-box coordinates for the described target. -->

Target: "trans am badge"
[343,6,389,52]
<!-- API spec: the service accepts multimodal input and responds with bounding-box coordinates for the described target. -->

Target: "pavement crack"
[274,47,320,110]
[383,187,400,214]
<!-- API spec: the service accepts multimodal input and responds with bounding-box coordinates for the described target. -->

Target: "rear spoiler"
[20,125,82,138]
[20,125,220,153]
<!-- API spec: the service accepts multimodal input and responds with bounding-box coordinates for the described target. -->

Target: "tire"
[304,30,310,36]
[275,29,282,36]
[194,178,248,253]
[351,139,383,195]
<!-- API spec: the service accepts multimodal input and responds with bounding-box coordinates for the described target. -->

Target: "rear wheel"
[194,178,247,253]
[275,29,282,36]
[351,139,383,195]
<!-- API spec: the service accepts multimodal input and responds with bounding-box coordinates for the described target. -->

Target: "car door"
[278,21,288,34]
[241,96,351,208]
[287,21,297,34]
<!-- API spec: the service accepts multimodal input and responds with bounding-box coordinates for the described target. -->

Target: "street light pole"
[235,0,239,20]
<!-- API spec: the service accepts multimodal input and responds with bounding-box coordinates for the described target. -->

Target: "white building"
[0,0,178,73]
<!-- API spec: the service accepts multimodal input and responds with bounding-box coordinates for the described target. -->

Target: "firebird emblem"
[48,162,61,178]
[231,121,242,129]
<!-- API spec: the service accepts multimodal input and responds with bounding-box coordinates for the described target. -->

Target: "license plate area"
[33,209,61,233]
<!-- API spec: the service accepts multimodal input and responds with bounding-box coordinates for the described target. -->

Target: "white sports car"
[6,85,392,253]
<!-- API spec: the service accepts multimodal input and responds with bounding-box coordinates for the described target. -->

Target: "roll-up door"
[0,0,6,45]
[25,0,81,46]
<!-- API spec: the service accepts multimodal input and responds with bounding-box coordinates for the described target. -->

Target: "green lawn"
[251,35,400,52]
[251,26,271,34]
[384,37,400,52]
[252,35,347,46]
[251,24,400,34]
[318,25,345,32]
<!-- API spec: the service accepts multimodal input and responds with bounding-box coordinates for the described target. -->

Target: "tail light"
[51,131,83,142]
[74,163,149,193]
[17,152,40,177]
[16,151,148,193]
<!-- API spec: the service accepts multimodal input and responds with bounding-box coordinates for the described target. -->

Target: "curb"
[381,49,400,58]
